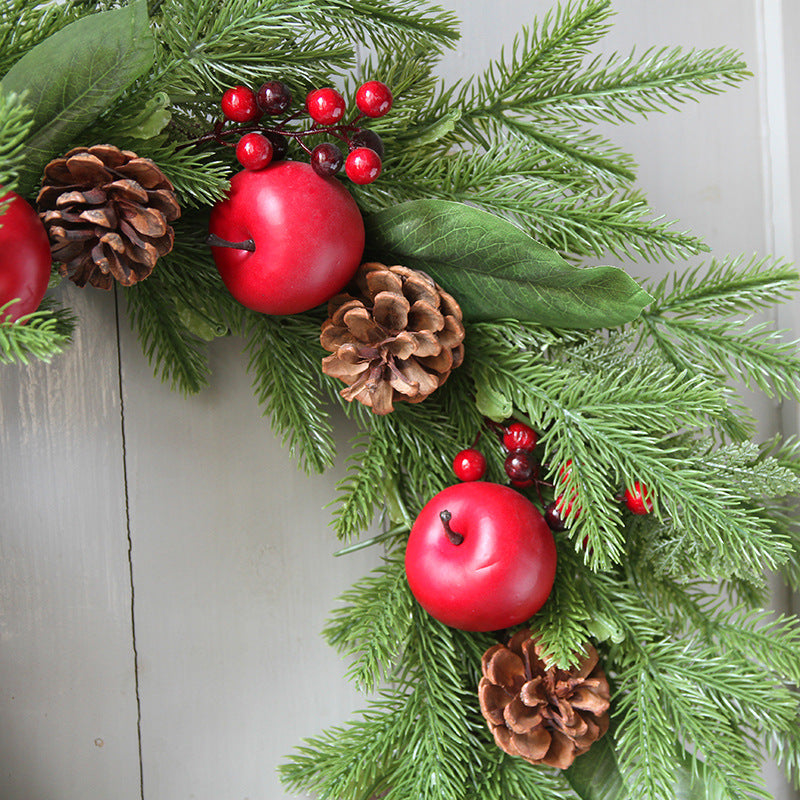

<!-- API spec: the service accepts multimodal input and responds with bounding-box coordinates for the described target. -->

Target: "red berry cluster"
[452,418,654,535]
[213,80,392,182]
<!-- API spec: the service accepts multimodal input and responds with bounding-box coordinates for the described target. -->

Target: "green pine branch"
[323,551,414,692]
[243,312,337,474]
[0,88,34,192]
[0,298,75,365]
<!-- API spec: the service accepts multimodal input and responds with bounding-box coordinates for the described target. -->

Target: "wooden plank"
[0,286,141,799]
[117,326,381,798]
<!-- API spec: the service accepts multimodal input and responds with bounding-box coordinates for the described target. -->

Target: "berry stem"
[206,233,256,252]
[439,509,464,546]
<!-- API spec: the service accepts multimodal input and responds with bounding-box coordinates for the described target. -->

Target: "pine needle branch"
[243,312,336,474]
[0,298,75,365]
[0,89,34,192]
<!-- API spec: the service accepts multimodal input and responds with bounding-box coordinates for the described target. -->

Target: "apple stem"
[439,510,464,546]
[207,233,256,252]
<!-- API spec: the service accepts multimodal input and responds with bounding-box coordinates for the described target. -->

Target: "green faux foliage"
[3,1,800,799]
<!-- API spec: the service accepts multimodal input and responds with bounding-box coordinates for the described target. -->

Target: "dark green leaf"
[364,200,653,329]
[0,0,155,195]
[565,736,727,800]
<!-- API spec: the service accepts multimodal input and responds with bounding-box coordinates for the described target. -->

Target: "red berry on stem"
[624,481,653,515]
[544,501,568,532]
[221,85,261,123]
[345,147,382,184]
[405,482,557,631]
[351,129,385,158]
[355,80,393,117]
[0,191,51,323]
[256,80,292,115]
[235,132,273,171]
[306,87,346,125]
[453,448,487,482]
[208,161,365,315]
[505,450,535,483]
[502,422,538,452]
[310,142,344,177]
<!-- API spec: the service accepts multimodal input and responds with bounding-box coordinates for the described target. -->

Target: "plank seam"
[113,286,145,800]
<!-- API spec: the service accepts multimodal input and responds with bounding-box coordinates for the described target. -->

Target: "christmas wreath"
[2,1,800,798]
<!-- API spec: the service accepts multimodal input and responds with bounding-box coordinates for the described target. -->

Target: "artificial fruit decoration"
[0,190,52,323]
[208,161,365,315]
[405,482,557,631]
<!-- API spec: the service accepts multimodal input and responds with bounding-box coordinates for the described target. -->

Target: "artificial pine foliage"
[2,1,800,799]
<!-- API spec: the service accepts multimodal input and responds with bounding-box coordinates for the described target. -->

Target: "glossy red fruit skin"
[345,147,382,184]
[624,481,653,515]
[405,482,557,631]
[208,161,365,315]
[355,80,393,117]
[235,132,273,171]
[503,422,538,452]
[0,191,51,323]
[453,448,487,482]
[306,87,346,125]
[221,85,261,123]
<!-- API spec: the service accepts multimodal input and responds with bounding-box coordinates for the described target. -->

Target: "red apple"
[405,482,557,631]
[208,161,365,315]
[0,190,52,323]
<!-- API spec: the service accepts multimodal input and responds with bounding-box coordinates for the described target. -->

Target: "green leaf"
[115,91,171,140]
[565,736,727,800]
[0,0,155,195]
[364,200,653,329]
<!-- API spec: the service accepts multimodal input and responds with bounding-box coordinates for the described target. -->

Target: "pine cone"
[320,262,465,415]
[478,629,610,769]
[37,144,181,289]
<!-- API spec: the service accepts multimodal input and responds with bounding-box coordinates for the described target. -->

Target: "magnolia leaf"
[565,736,728,800]
[364,200,654,329]
[413,109,462,146]
[0,0,155,196]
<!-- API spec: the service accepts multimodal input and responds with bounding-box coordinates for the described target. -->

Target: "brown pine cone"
[478,629,610,769]
[320,262,465,415]
[37,144,181,289]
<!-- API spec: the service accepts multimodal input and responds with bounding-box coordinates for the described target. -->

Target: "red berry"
[624,481,653,515]
[453,448,486,482]
[345,147,382,184]
[502,422,538,452]
[355,80,393,118]
[504,450,535,483]
[306,87,346,125]
[221,85,261,123]
[235,132,273,171]
[310,142,344,177]
[256,80,292,115]
[351,128,385,158]
[543,501,567,531]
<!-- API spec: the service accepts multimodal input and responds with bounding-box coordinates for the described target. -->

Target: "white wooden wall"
[1,1,798,798]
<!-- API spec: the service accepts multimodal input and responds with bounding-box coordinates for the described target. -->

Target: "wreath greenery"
[2,1,800,798]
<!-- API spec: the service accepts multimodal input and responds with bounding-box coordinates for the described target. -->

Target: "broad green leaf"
[0,0,155,196]
[565,735,728,800]
[364,200,654,329]
[115,91,172,140]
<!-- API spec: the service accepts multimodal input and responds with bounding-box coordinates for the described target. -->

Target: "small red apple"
[208,161,365,315]
[0,190,52,323]
[405,482,557,631]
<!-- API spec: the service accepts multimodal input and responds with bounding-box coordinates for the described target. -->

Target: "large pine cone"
[478,629,610,769]
[37,144,181,289]
[320,262,465,415]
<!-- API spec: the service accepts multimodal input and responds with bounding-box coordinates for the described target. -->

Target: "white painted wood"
[117,322,380,799]
[1,2,798,799]
[0,285,141,799]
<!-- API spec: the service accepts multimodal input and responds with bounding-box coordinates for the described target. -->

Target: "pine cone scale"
[479,630,611,769]
[38,144,180,289]
[321,262,465,414]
